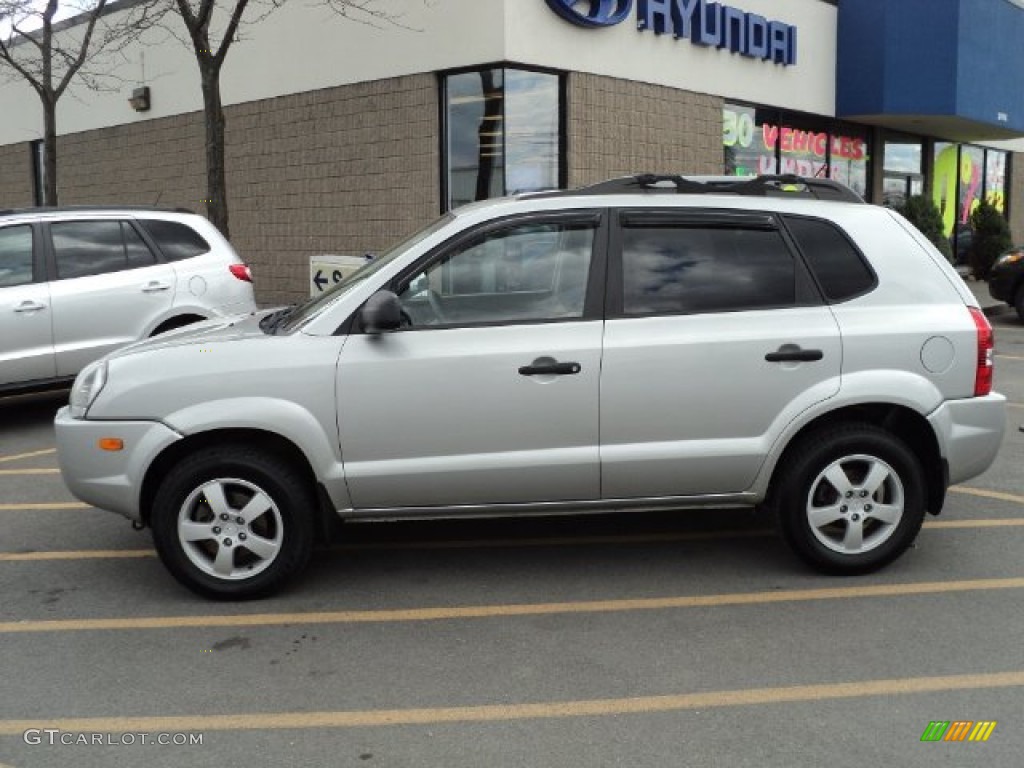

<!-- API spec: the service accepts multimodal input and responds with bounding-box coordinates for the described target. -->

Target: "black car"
[988,246,1024,320]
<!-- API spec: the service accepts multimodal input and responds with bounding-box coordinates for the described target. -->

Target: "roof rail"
[0,205,196,217]
[535,174,864,203]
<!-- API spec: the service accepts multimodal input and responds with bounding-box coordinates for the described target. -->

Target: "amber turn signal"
[98,438,124,451]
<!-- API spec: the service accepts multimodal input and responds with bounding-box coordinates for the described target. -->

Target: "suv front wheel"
[151,446,316,599]
[775,424,926,574]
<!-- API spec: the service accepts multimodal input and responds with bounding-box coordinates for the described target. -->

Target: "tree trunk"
[42,97,58,206]
[200,66,229,239]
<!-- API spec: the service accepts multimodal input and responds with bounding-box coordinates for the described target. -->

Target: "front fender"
[162,397,350,509]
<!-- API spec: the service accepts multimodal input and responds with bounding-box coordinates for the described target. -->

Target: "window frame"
[607,208,824,319]
[357,209,609,334]
[439,63,568,214]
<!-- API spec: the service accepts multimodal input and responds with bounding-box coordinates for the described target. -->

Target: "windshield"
[276,214,455,333]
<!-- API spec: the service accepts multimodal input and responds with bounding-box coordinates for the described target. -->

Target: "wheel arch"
[139,428,337,540]
[765,404,946,516]
[149,313,208,336]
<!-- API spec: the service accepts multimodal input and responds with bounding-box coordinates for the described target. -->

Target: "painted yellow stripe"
[995,353,1024,361]
[1007,402,1024,409]
[0,468,60,476]
[0,448,56,464]
[0,550,154,562]
[924,518,1024,529]
[0,502,89,511]
[0,519,1022,564]
[950,486,1024,505]
[2,577,1024,635]
[0,670,1022,734]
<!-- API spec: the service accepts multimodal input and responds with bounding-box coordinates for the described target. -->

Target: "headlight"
[994,250,1024,268]
[69,361,108,419]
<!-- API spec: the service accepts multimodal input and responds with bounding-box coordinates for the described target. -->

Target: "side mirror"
[361,290,402,335]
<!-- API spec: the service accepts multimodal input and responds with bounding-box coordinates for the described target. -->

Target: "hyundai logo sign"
[543,0,797,66]
[544,0,633,28]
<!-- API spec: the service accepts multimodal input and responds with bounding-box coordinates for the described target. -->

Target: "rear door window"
[618,219,799,316]
[51,221,156,279]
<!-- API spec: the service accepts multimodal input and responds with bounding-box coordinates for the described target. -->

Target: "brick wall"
[566,72,724,187]
[12,74,439,306]
[0,142,34,208]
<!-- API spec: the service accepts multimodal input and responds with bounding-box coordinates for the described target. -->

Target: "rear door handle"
[13,300,47,313]
[765,345,823,363]
[142,281,171,293]
[518,361,582,376]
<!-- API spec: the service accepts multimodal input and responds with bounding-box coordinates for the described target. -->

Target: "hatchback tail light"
[229,264,253,283]
[969,307,994,396]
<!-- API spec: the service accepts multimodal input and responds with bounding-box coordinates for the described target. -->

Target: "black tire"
[1015,285,1024,323]
[774,423,926,575]
[151,445,316,599]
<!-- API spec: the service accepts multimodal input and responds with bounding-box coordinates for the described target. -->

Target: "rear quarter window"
[140,219,211,261]
[783,215,876,302]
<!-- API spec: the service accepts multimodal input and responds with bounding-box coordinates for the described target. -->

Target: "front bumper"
[54,406,183,521]
[927,394,1007,486]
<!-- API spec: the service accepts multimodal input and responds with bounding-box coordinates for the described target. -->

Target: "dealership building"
[1,0,1023,305]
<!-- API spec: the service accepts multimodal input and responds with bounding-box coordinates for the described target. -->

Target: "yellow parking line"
[0,468,60,476]
[0,550,154,562]
[925,518,1024,529]
[0,670,1022,734]
[950,486,1024,505]
[0,502,89,511]
[1008,402,1024,409]
[0,448,56,464]
[995,353,1024,361]
[2,577,1024,635]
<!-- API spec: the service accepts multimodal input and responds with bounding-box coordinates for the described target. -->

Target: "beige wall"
[567,73,724,187]
[1010,153,1024,243]
[0,143,35,208]
[3,74,439,307]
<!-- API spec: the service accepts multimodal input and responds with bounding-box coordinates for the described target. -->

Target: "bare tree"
[172,0,401,239]
[0,0,164,205]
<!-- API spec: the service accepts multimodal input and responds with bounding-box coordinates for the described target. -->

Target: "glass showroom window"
[444,68,563,210]
[933,143,1009,264]
[723,104,870,197]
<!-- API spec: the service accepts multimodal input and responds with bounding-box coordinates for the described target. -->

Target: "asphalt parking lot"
[1,313,1023,768]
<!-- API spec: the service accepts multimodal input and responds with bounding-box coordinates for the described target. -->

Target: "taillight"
[969,307,994,397]
[229,264,253,283]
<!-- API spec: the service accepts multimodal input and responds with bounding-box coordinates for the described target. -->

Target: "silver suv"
[55,175,1007,598]
[1,206,257,394]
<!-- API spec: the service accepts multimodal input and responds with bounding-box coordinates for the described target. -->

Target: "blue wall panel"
[838,0,1024,136]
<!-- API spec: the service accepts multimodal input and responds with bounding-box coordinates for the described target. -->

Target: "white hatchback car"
[55,175,1007,599]
[0,206,257,394]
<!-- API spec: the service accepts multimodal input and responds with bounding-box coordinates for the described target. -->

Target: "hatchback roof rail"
[533,174,865,203]
[0,205,196,216]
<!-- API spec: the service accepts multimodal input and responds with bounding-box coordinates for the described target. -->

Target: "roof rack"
[535,174,864,204]
[0,205,196,217]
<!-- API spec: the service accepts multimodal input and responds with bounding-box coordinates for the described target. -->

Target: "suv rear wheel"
[151,446,315,599]
[775,424,926,574]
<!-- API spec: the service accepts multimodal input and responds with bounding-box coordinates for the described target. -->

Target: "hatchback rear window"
[140,219,210,261]
[783,215,875,302]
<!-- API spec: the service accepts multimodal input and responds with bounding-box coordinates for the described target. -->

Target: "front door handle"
[518,361,582,376]
[13,300,47,313]
[765,345,824,363]
[142,281,171,293]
